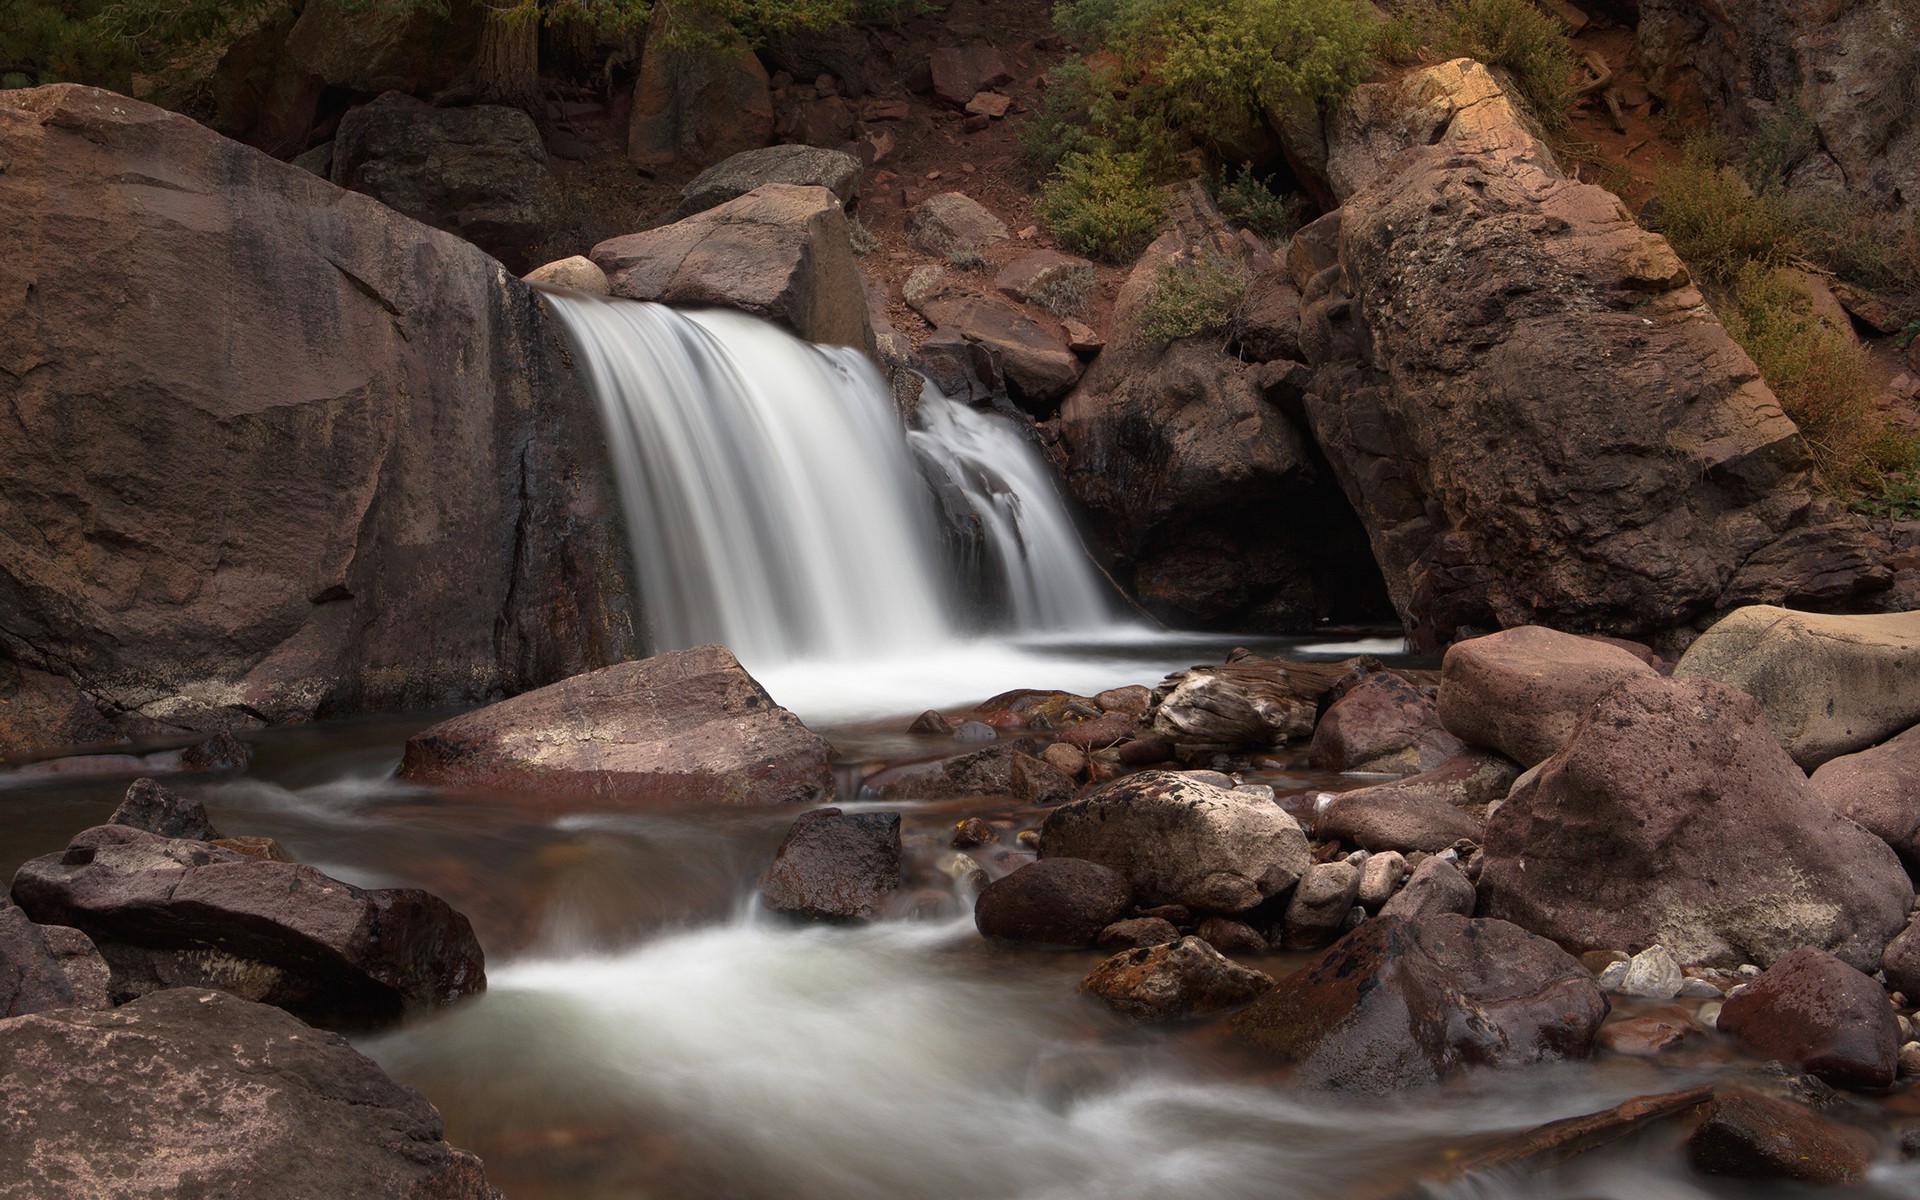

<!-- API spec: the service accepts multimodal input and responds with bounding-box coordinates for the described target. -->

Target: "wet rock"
[1097,917,1181,950]
[865,742,1074,806]
[1282,860,1361,950]
[1230,914,1609,1092]
[1715,946,1900,1090]
[759,808,902,922]
[1356,850,1408,910]
[909,709,954,735]
[1196,916,1268,955]
[591,183,872,352]
[927,46,1011,107]
[1150,656,1354,748]
[1095,686,1152,718]
[1377,856,1474,921]
[109,777,221,841]
[1687,1089,1873,1184]
[179,731,253,774]
[1618,945,1684,1000]
[1480,675,1912,971]
[1052,712,1137,750]
[1081,936,1275,1021]
[974,858,1132,947]
[12,823,485,1031]
[1437,628,1659,767]
[628,10,771,168]
[950,817,997,848]
[0,84,633,756]
[1811,721,1920,870]
[0,988,500,1197]
[330,93,556,273]
[1596,1010,1699,1057]
[524,254,610,294]
[1318,788,1482,855]
[400,646,834,809]
[1041,742,1088,780]
[1676,607,1920,769]
[903,272,1081,409]
[953,720,998,743]
[674,144,861,218]
[1308,672,1462,774]
[907,192,1009,253]
[1040,770,1310,912]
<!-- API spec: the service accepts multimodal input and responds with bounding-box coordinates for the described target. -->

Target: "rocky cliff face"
[0,85,637,760]
[1297,60,1888,649]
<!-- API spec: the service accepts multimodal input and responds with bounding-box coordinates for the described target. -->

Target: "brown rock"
[908,709,955,735]
[524,254,611,294]
[0,85,634,755]
[0,988,499,1197]
[1595,1010,1699,1056]
[1095,685,1152,718]
[904,274,1081,411]
[1883,917,1920,997]
[1,906,84,1018]
[1098,916,1182,949]
[1282,860,1361,950]
[1331,750,1520,817]
[628,10,772,168]
[760,808,902,922]
[1080,936,1275,1021]
[1150,655,1356,748]
[12,824,485,1031]
[591,184,872,352]
[1438,627,1659,767]
[865,742,1074,806]
[1688,1089,1874,1183]
[400,646,833,809]
[964,91,1012,118]
[1052,711,1135,750]
[1319,789,1482,855]
[907,192,1009,254]
[1230,914,1609,1092]
[1480,675,1913,971]
[974,858,1132,946]
[674,143,862,218]
[927,46,1011,107]
[1377,856,1475,921]
[1041,742,1087,779]
[37,924,110,1010]
[1715,946,1900,1090]
[110,777,222,841]
[950,817,997,848]
[1232,267,1303,363]
[1196,916,1268,955]
[995,250,1095,311]
[1309,671,1462,774]
[1811,721,1920,870]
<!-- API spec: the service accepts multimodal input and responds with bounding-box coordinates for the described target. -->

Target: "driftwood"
[1150,654,1438,748]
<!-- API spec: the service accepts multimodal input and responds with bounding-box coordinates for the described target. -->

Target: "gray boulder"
[907,192,1009,254]
[675,144,861,217]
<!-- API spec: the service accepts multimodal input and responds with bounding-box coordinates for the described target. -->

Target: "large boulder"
[1050,186,1387,632]
[11,823,485,1031]
[1039,771,1311,912]
[674,144,861,218]
[329,92,557,273]
[759,808,902,922]
[399,645,834,808]
[0,85,634,760]
[627,6,772,169]
[1810,722,1920,870]
[1675,606,1920,768]
[1479,674,1912,971]
[1715,946,1900,1090]
[1638,0,1920,213]
[973,858,1132,947]
[0,988,500,1197]
[906,192,1009,253]
[903,268,1081,410]
[1438,627,1660,767]
[1229,914,1608,1092]
[1303,59,1885,649]
[1,905,99,1018]
[590,183,873,352]
[284,0,483,97]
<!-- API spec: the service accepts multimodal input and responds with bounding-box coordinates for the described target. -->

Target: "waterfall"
[542,293,1124,674]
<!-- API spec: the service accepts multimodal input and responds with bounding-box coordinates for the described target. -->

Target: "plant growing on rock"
[1139,250,1249,344]
[1425,0,1576,127]
[1211,164,1300,241]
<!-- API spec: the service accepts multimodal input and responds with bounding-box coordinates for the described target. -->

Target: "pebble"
[1697,999,1725,1029]
[935,851,988,890]
[952,720,998,743]
[1679,976,1724,998]
[1597,961,1630,992]
[1015,829,1041,848]
[1356,850,1407,910]
[950,817,996,848]
[1902,1042,1920,1078]
[1619,944,1684,999]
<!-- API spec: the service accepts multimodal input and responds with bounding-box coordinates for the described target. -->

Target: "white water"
[544,293,1131,702]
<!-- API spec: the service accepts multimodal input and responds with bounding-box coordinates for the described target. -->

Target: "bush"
[1035,148,1166,262]
[0,0,139,89]
[1428,0,1577,127]
[1026,268,1093,317]
[1212,164,1300,240]
[1139,250,1248,343]
[1649,141,1793,282]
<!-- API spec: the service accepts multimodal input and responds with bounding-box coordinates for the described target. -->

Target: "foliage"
[1211,163,1300,240]
[846,213,876,255]
[1035,147,1166,262]
[0,0,144,88]
[1026,267,1092,317]
[1426,0,1576,127]
[1139,249,1248,343]
[944,244,988,272]
[1742,95,1818,192]
[1856,471,1920,521]
[1648,140,1793,282]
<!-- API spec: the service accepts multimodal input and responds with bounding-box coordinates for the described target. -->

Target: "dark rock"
[0,988,500,1197]
[1,905,83,1018]
[953,720,999,744]
[1883,916,1920,997]
[400,646,832,808]
[179,731,253,774]
[330,93,556,273]
[38,924,111,1009]
[1480,675,1912,971]
[1080,936,1275,1021]
[909,709,955,735]
[864,742,1073,806]
[1715,946,1900,1090]
[1378,856,1475,921]
[628,10,771,168]
[1318,789,1482,855]
[592,183,872,352]
[1811,720,1920,869]
[775,93,857,148]
[110,777,221,841]
[1195,916,1268,955]
[904,273,1081,411]
[1282,860,1361,950]
[12,823,485,1031]
[927,46,1011,107]
[1438,627,1659,767]
[1231,267,1303,363]
[1097,916,1182,950]
[1309,671,1462,774]
[1230,914,1609,1092]
[974,858,1132,946]
[282,0,481,97]
[1040,770,1310,912]
[1688,1089,1874,1183]
[950,817,997,848]
[760,808,902,922]
[0,85,634,756]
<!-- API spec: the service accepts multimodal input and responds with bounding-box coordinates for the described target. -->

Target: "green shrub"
[1857,470,1920,520]
[1649,141,1793,282]
[1428,0,1576,127]
[0,0,139,89]
[1743,95,1818,192]
[1026,268,1093,317]
[1035,148,1166,262]
[846,213,876,255]
[944,244,988,272]
[1211,164,1300,240]
[1139,250,1248,343]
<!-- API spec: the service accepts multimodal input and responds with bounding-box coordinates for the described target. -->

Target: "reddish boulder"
[1317,789,1482,855]
[904,270,1081,410]
[628,12,772,168]
[863,742,1074,806]
[759,808,902,922]
[1480,675,1911,971]
[1230,914,1608,1092]
[0,988,499,1197]
[974,858,1132,947]
[399,645,834,809]
[1080,936,1275,1021]
[927,46,1011,107]
[11,823,485,1031]
[1378,856,1475,921]
[1308,671,1462,773]
[1688,1089,1874,1183]
[1715,946,1900,1090]
[1809,721,1920,869]
[1437,627,1658,766]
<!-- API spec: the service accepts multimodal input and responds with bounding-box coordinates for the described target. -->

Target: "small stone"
[1195,916,1267,955]
[1356,850,1408,910]
[1042,742,1087,779]
[1378,855,1474,920]
[1596,1009,1698,1056]
[1597,961,1630,992]
[1097,917,1181,950]
[964,91,1012,118]
[1679,976,1725,998]
[909,709,955,735]
[1080,936,1275,1021]
[935,851,988,890]
[1282,860,1361,950]
[952,720,997,743]
[1580,949,1630,974]
[1901,1041,1920,1077]
[1619,944,1684,1000]
[111,778,221,841]
[951,817,997,848]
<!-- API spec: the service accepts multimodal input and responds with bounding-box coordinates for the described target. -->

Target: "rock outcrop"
[1479,674,1912,971]
[399,645,834,809]
[0,85,634,761]
[0,988,500,1197]
[1301,59,1886,648]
